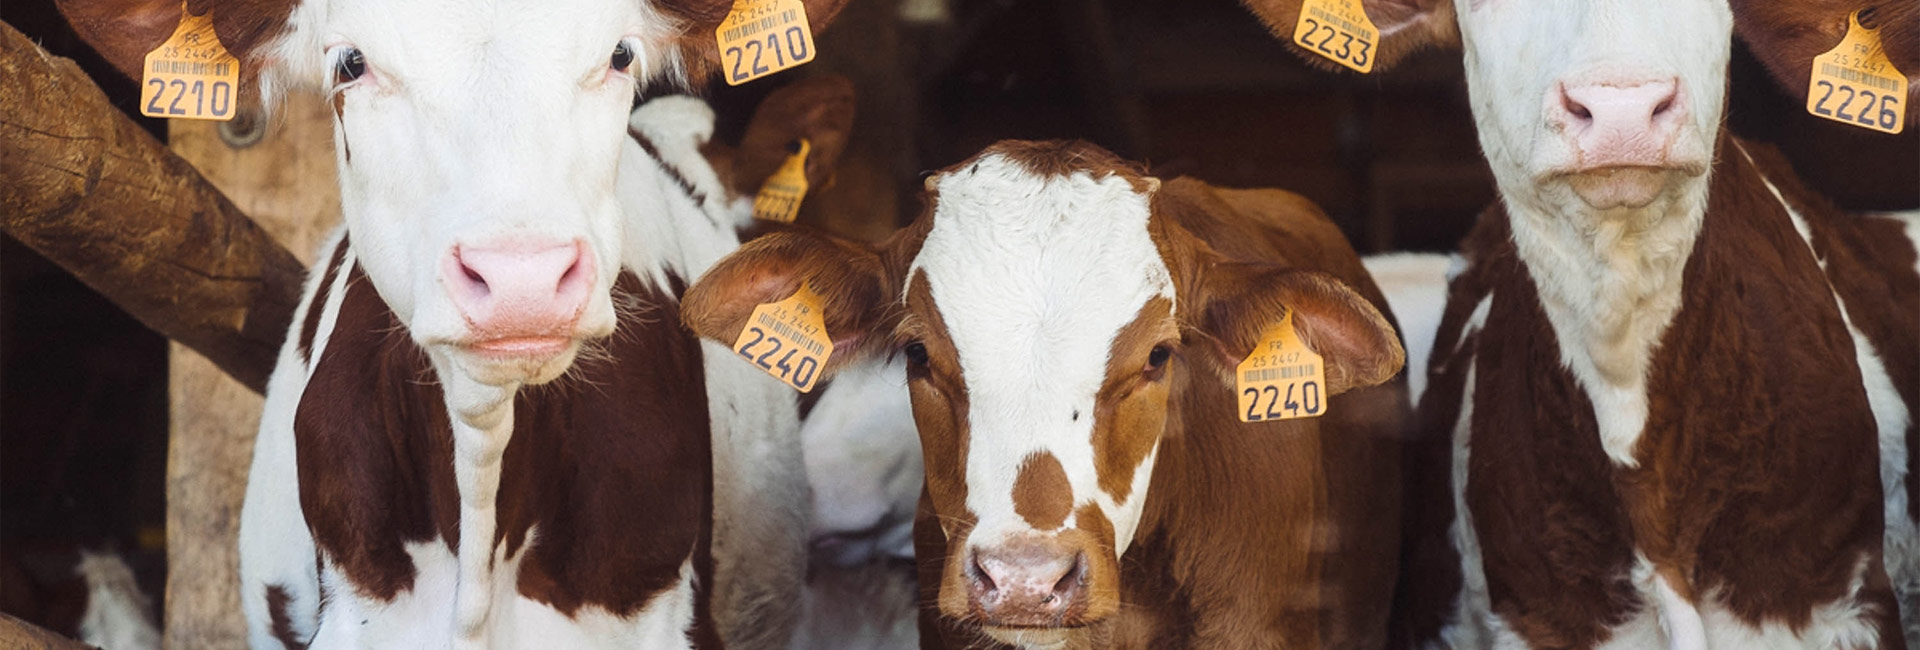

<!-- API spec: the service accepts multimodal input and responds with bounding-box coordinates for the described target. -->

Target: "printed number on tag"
[731,283,834,392]
[753,139,811,223]
[1806,11,1906,134]
[1235,310,1327,422]
[717,0,816,86]
[141,3,240,121]
[1293,0,1377,74]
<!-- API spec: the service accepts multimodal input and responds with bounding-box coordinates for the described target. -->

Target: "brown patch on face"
[948,139,1157,195]
[265,584,308,650]
[1091,297,1175,503]
[1010,452,1071,531]
[1070,503,1122,623]
[903,272,972,531]
[296,236,351,365]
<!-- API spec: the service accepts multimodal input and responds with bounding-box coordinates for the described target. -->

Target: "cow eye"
[903,341,929,367]
[334,48,366,85]
[610,42,635,72]
[1144,345,1173,375]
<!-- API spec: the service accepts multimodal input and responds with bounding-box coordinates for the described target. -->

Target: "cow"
[55,0,856,645]
[1238,0,1920,647]
[680,139,1412,649]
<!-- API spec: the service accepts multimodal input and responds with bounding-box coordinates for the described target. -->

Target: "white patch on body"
[801,358,920,563]
[1362,252,1451,402]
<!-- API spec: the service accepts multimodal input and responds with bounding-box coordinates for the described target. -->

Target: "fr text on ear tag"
[1806,10,1906,134]
[717,0,817,86]
[732,282,834,392]
[1293,0,1377,74]
[1235,309,1327,422]
[753,139,811,223]
[141,2,241,121]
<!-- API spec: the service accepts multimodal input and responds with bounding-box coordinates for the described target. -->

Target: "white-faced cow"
[681,139,1412,649]
[57,1,856,646]
[1239,0,1920,647]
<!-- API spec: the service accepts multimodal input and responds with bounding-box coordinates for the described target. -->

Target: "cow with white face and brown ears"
[682,139,1413,649]
[56,1,858,648]
[1239,0,1920,647]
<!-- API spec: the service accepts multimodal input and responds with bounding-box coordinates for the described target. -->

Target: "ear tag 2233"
[1235,309,1327,422]
[717,0,816,86]
[753,139,811,223]
[732,282,833,392]
[1293,0,1377,73]
[1806,10,1906,134]
[141,2,240,121]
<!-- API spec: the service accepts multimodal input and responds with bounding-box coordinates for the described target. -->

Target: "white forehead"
[1454,0,1731,96]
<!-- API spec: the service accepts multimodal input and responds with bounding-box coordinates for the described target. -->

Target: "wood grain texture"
[0,613,97,650]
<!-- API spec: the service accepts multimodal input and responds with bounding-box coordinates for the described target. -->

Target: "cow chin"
[982,626,1076,648]
[446,339,585,387]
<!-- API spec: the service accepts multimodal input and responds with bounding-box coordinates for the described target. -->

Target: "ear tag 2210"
[1235,309,1327,422]
[140,2,240,121]
[717,0,817,86]
[1293,0,1377,73]
[753,139,811,223]
[732,282,834,392]
[1806,11,1906,134]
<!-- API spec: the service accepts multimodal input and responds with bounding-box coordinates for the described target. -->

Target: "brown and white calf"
[57,1,854,647]
[682,140,1412,648]
[1239,0,1920,647]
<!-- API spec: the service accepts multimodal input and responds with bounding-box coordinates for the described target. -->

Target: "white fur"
[74,551,161,650]
[801,358,920,563]
[910,155,1173,559]
[1438,296,1502,650]
[1362,252,1452,402]
[1654,572,1707,650]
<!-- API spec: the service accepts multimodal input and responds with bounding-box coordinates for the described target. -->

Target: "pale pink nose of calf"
[442,239,594,347]
[966,538,1088,626]
[1550,78,1686,167]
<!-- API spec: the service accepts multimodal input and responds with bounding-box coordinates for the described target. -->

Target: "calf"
[1239,0,1920,647]
[682,139,1411,648]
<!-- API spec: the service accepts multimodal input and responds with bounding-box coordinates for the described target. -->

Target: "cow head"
[682,140,1401,638]
[58,0,849,394]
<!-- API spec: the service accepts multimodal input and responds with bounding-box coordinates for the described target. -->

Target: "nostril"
[970,554,997,594]
[1050,552,1086,602]
[1560,86,1592,122]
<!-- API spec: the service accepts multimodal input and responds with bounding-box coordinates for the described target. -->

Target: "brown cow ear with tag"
[681,229,894,377]
[1238,0,1458,73]
[57,0,191,82]
[662,0,856,87]
[1192,265,1404,396]
[725,75,857,199]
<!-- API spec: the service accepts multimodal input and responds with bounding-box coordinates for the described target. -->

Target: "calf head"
[683,140,1401,638]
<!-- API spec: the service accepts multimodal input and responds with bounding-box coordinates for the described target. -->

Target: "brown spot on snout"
[1012,452,1072,530]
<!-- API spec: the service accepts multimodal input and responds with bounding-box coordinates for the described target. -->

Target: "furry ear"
[1193,265,1404,396]
[681,229,895,376]
[661,0,857,87]
[1728,0,1919,123]
[57,0,295,81]
[726,75,857,197]
[1238,0,1459,73]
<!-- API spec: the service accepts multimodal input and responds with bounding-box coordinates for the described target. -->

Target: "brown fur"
[1728,0,1920,121]
[1237,0,1460,74]
[295,236,350,365]
[265,584,307,650]
[1011,453,1072,531]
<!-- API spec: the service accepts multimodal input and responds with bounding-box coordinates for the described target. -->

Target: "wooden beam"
[0,613,96,650]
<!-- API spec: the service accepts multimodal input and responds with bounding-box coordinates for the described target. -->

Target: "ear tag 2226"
[1806,11,1905,134]
[753,139,811,223]
[732,282,833,392]
[1293,0,1377,73]
[140,2,240,121]
[1235,309,1327,422]
[717,0,816,86]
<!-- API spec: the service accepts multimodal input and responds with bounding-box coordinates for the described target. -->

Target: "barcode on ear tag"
[140,2,240,121]
[753,139,811,223]
[1235,309,1327,422]
[1805,11,1905,134]
[732,282,834,392]
[717,0,816,86]
[1292,0,1378,74]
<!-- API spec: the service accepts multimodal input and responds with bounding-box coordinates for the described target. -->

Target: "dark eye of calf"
[903,341,930,367]
[334,48,366,86]
[611,42,635,72]
[1143,345,1172,379]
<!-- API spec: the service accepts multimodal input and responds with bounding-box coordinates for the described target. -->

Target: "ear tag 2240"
[1235,309,1327,422]
[1292,0,1377,73]
[732,282,833,392]
[1806,10,1906,134]
[753,139,811,223]
[717,0,817,86]
[140,2,240,121]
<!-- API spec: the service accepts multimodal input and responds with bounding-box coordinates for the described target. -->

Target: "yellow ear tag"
[732,282,834,392]
[1235,309,1327,422]
[1806,11,1906,134]
[717,0,817,86]
[140,2,241,121]
[1293,0,1378,74]
[753,139,811,223]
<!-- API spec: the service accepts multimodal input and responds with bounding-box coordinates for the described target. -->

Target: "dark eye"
[610,42,635,71]
[1145,345,1172,374]
[334,48,366,85]
[903,341,929,367]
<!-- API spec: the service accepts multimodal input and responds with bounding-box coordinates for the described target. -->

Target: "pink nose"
[441,239,593,345]
[966,538,1087,626]
[1550,78,1686,168]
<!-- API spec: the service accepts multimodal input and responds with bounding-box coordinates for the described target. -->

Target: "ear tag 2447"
[141,2,240,121]
[1292,0,1377,73]
[753,139,811,223]
[717,0,817,86]
[732,282,834,392]
[1235,309,1327,422]
[1806,10,1906,134]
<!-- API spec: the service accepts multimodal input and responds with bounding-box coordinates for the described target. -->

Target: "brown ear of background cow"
[1238,0,1459,73]
[1729,0,1920,121]
[680,230,897,375]
[669,0,858,86]
[710,75,858,198]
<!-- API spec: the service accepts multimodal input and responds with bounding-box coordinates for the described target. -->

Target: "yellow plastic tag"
[1806,11,1906,134]
[753,139,811,223]
[732,283,834,392]
[1235,310,1327,422]
[1293,0,1377,74]
[716,0,816,86]
[140,3,240,121]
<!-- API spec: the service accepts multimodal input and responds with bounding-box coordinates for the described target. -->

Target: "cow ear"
[1192,265,1403,396]
[1239,0,1459,72]
[1729,0,1920,122]
[661,0,856,87]
[681,229,895,376]
[726,75,857,198]
[56,0,183,82]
